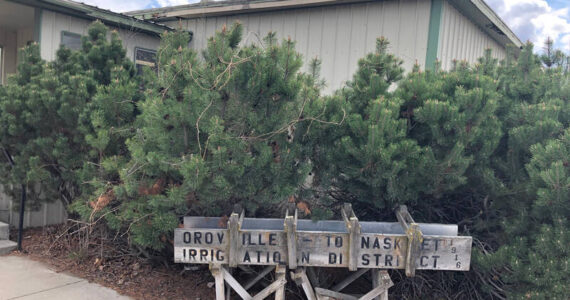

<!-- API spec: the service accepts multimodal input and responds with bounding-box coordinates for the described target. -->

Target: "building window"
[61,31,82,51]
[135,47,157,75]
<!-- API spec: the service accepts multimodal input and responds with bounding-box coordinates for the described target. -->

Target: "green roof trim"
[9,0,174,36]
[425,0,443,71]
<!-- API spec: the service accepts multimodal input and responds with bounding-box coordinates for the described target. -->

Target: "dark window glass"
[135,48,157,75]
[61,31,82,51]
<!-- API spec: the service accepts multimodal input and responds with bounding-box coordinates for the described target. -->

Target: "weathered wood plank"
[221,266,252,300]
[371,270,388,300]
[228,213,240,268]
[342,203,361,272]
[291,268,317,300]
[211,265,225,300]
[285,209,298,269]
[275,266,286,300]
[315,288,358,300]
[175,228,472,271]
[243,265,274,290]
[251,273,286,300]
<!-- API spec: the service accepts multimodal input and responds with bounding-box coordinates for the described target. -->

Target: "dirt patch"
[9,225,214,300]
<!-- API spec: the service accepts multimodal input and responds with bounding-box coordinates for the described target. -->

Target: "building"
[128,0,523,94]
[0,0,172,228]
[1,0,522,228]
[0,0,172,85]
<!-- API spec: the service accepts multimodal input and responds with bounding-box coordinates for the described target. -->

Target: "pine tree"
[94,24,328,249]
[0,21,137,212]
[476,42,570,299]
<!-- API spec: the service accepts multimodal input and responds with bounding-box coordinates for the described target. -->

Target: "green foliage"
[1,21,568,299]
[80,24,328,249]
[0,21,137,211]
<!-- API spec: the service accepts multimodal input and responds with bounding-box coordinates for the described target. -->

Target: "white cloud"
[486,0,570,52]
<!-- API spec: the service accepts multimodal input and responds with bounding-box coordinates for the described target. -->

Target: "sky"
[80,0,570,53]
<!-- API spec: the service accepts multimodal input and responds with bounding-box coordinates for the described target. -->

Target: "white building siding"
[438,0,506,70]
[0,187,67,228]
[0,27,18,79]
[40,10,161,62]
[171,0,432,94]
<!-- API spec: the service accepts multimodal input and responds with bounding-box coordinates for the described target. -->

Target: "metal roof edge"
[9,0,175,36]
[125,0,522,50]
[126,0,373,20]
[466,0,522,48]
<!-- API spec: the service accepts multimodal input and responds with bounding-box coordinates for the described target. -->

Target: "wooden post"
[228,213,240,268]
[285,209,298,269]
[371,270,388,300]
[395,205,423,277]
[211,264,225,300]
[274,265,286,300]
[342,203,361,271]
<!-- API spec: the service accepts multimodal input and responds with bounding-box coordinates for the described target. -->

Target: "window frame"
[134,47,157,75]
[60,31,82,51]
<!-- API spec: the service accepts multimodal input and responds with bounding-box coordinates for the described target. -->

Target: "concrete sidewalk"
[0,255,131,300]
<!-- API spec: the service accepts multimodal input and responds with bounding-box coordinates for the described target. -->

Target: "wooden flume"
[174,205,472,299]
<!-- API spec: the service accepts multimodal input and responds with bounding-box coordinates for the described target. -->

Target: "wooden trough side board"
[174,219,472,271]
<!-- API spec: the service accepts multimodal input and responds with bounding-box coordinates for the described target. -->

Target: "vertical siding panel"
[269,11,284,41]
[333,5,352,89]
[294,8,310,69]
[320,6,338,93]
[365,1,382,52]
[281,11,296,43]
[382,0,400,55]
[348,3,367,79]
[259,13,272,37]
[196,17,207,51]
[467,22,474,63]
[399,0,419,70]
[438,0,506,68]
[204,17,217,41]
[306,7,324,72]
[247,14,261,44]
[416,0,431,68]
[40,10,54,60]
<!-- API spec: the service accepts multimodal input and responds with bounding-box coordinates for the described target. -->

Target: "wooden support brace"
[291,268,317,300]
[221,267,253,300]
[243,265,274,290]
[316,269,393,300]
[285,209,298,269]
[315,288,359,300]
[212,264,286,300]
[331,268,369,292]
[342,203,361,271]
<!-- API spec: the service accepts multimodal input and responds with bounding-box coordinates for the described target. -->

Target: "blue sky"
[80,0,570,52]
